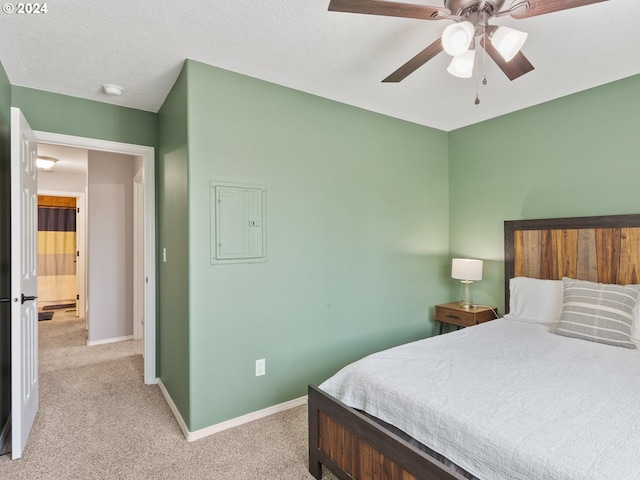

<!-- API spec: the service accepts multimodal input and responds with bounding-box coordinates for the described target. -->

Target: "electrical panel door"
[211,181,266,264]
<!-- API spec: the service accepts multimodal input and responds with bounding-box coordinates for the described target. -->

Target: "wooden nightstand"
[434,303,498,335]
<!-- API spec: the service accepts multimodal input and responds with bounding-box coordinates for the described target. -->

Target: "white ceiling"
[0,0,638,131]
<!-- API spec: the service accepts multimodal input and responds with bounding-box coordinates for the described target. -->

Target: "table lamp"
[451,258,483,309]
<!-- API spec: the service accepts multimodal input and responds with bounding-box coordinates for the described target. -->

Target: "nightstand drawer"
[434,303,498,330]
[435,306,476,327]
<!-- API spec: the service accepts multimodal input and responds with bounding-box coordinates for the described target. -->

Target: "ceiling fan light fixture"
[491,26,528,62]
[442,21,475,56]
[36,156,57,170]
[447,49,475,78]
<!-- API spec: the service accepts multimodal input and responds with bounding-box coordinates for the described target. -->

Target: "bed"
[308,213,640,480]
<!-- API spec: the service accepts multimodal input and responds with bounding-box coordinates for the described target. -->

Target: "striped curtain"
[38,206,77,303]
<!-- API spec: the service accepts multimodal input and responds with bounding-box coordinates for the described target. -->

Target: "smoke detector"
[103,84,124,96]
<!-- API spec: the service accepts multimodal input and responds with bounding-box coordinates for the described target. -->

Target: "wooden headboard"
[504,214,640,312]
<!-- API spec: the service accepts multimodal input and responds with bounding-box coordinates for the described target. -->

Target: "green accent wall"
[449,74,640,312]
[11,86,158,147]
[166,60,450,430]
[0,60,11,434]
[157,66,191,423]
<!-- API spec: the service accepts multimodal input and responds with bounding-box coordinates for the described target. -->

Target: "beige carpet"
[0,312,336,479]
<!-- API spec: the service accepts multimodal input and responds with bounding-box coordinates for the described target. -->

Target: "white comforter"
[320,319,640,480]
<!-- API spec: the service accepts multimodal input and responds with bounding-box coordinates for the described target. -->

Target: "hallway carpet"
[0,313,335,479]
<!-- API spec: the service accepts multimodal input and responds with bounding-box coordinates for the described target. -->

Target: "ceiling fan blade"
[511,0,609,19]
[481,28,534,81]
[328,0,450,20]
[382,38,443,82]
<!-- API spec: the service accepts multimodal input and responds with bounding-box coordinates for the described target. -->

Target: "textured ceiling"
[0,0,638,131]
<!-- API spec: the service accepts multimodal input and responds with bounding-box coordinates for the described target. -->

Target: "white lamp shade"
[451,258,483,281]
[442,21,475,56]
[491,26,527,62]
[447,49,475,78]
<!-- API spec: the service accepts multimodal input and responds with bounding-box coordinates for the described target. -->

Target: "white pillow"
[631,293,640,345]
[504,277,564,326]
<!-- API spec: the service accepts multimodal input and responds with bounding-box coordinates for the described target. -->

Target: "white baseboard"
[157,379,307,442]
[157,380,190,440]
[187,395,308,442]
[87,335,134,346]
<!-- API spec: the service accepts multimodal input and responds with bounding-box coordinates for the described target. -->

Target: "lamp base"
[459,280,473,310]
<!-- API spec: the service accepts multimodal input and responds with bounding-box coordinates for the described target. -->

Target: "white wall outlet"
[255,358,266,377]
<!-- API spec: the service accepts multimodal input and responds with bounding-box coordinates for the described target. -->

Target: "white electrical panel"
[210,181,266,264]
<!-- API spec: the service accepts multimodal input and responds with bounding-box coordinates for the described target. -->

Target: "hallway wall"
[87,150,135,343]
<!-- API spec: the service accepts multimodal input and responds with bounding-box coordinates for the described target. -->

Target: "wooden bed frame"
[309,213,640,480]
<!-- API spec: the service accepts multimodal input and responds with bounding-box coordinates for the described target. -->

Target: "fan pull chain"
[474,47,480,105]
[475,23,488,105]
[482,26,487,86]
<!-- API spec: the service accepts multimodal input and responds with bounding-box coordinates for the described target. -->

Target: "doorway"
[36,190,86,324]
[34,131,157,385]
[36,194,81,318]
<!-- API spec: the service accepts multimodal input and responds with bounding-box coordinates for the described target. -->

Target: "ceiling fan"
[328,0,609,83]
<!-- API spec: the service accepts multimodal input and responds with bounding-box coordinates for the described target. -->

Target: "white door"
[10,107,39,459]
